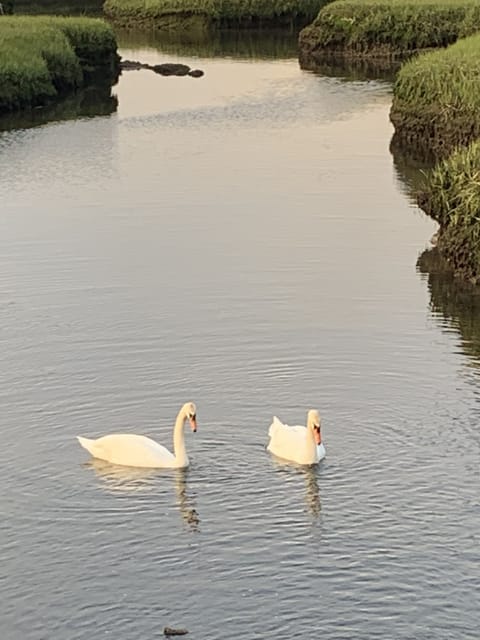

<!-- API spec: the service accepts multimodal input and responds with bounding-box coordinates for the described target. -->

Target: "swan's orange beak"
[189,416,197,433]
[313,426,321,445]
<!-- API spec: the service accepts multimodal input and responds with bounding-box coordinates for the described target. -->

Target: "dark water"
[1,29,479,640]
[13,0,103,15]
[0,84,118,132]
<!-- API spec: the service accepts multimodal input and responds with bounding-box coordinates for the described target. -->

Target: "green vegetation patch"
[390,34,480,160]
[103,0,324,29]
[417,141,480,284]
[0,16,118,113]
[299,0,480,59]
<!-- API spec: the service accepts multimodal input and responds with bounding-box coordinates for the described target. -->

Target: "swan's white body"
[77,402,197,469]
[267,410,326,465]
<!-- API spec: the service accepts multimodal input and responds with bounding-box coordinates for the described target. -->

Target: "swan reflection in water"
[174,468,200,532]
[270,458,322,518]
[85,460,200,530]
[303,465,321,518]
[86,458,158,494]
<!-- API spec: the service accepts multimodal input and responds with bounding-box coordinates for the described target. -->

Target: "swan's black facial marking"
[188,411,197,433]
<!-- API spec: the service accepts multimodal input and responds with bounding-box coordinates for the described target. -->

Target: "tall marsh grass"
[103,0,324,28]
[299,0,480,58]
[0,16,118,113]
[390,34,480,159]
[417,141,480,283]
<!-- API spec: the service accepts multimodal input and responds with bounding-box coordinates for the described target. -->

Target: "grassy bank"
[416,141,480,284]
[390,34,480,160]
[299,0,480,63]
[103,0,326,30]
[0,16,119,114]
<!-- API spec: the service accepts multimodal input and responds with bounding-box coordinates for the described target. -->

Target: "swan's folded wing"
[288,425,307,436]
[93,434,175,466]
[141,436,175,460]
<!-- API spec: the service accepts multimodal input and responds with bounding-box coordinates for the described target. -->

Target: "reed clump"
[390,34,480,160]
[299,0,480,61]
[416,141,480,284]
[53,17,119,73]
[0,16,119,114]
[103,0,324,30]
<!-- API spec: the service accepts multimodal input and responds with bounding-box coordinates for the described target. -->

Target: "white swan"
[267,409,326,465]
[76,402,197,469]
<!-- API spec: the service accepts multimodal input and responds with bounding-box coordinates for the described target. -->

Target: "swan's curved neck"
[173,408,188,466]
[306,420,317,453]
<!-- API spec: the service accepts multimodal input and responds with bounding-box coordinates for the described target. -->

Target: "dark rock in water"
[120,59,150,71]
[164,628,189,636]
[151,63,191,76]
[120,59,204,78]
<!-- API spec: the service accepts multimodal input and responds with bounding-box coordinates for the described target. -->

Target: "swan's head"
[307,409,321,445]
[183,402,197,432]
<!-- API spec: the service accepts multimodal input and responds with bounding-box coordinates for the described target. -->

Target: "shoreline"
[297,0,480,286]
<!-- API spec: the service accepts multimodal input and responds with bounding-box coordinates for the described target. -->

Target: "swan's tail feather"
[268,416,282,438]
[76,436,97,457]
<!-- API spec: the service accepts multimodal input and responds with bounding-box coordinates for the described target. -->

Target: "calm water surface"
[1,31,479,640]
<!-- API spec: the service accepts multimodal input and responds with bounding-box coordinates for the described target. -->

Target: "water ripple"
[1,45,478,640]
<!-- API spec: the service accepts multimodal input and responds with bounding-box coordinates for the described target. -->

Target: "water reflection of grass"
[116,27,404,82]
[417,248,480,366]
[14,0,103,15]
[299,53,400,82]
[392,126,480,364]
[393,129,480,285]
[116,27,299,60]
[390,138,434,204]
[0,84,117,132]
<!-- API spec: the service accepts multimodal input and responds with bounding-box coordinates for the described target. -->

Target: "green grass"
[416,140,480,283]
[418,141,480,230]
[103,0,325,28]
[390,33,480,159]
[0,16,118,113]
[299,0,480,58]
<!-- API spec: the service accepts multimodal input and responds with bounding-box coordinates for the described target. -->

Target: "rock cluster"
[120,60,204,78]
